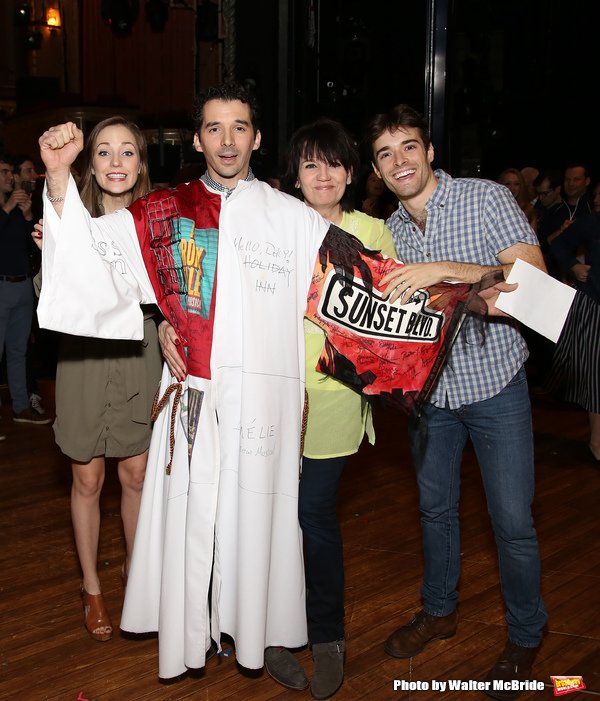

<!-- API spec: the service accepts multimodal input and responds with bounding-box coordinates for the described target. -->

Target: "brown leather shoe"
[484,641,540,700]
[384,609,458,658]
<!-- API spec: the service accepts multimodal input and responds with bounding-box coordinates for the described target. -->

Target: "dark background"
[0,0,596,185]
[235,0,596,181]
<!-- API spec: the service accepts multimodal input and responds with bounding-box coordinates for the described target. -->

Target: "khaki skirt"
[54,312,163,462]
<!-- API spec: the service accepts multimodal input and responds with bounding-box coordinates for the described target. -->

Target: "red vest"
[129,180,222,379]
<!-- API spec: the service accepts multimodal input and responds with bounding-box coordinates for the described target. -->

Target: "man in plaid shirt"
[367,104,547,701]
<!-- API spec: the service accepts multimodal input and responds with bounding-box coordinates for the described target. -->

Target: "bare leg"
[589,412,600,459]
[117,449,149,574]
[71,457,105,594]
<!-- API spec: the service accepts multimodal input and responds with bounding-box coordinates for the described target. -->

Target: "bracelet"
[46,192,65,203]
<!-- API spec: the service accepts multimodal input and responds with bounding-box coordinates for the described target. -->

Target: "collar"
[201,168,255,198]
[395,169,451,222]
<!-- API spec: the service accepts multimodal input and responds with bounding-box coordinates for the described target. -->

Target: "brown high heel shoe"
[80,584,113,642]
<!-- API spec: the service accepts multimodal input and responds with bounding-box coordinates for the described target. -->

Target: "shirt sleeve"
[37,175,156,340]
[484,184,539,258]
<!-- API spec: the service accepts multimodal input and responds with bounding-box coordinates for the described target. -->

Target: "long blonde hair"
[78,116,151,216]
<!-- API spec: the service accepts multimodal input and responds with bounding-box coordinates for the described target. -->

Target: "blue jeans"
[299,455,347,644]
[0,279,34,414]
[409,368,547,647]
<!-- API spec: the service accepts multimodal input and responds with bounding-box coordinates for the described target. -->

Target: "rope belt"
[151,382,183,475]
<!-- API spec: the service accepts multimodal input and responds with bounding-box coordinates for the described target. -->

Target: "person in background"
[361,169,396,219]
[593,182,600,214]
[33,117,162,642]
[266,170,282,190]
[546,162,592,248]
[519,168,565,389]
[367,104,547,701]
[0,153,51,425]
[520,166,539,207]
[13,153,48,415]
[497,167,538,231]
[533,168,564,279]
[549,180,600,464]
[13,154,43,223]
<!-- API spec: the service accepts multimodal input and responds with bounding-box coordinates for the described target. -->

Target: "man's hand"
[158,320,186,381]
[380,262,451,304]
[2,189,31,218]
[39,122,84,172]
[547,218,573,244]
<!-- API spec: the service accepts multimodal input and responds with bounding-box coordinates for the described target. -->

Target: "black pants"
[299,455,347,644]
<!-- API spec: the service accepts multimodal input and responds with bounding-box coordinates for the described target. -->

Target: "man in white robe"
[38,83,330,682]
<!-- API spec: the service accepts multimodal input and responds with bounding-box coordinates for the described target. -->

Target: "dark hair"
[284,118,360,213]
[564,162,590,179]
[533,168,562,190]
[79,116,151,217]
[192,81,260,135]
[0,152,14,166]
[364,104,431,159]
[11,154,34,173]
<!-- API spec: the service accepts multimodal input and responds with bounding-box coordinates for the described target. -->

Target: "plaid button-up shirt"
[388,170,539,409]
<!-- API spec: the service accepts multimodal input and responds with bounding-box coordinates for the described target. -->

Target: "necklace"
[564,197,581,221]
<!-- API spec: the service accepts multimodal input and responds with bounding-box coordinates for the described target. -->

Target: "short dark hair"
[533,168,562,190]
[564,162,590,179]
[284,118,361,213]
[0,153,14,167]
[11,154,34,173]
[364,104,431,159]
[192,81,260,135]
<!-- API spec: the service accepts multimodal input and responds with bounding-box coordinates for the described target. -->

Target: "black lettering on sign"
[319,271,444,342]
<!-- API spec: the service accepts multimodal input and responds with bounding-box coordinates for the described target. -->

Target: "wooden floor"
[1,379,599,701]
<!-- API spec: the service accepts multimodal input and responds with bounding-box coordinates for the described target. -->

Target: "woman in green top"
[266,119,396,700]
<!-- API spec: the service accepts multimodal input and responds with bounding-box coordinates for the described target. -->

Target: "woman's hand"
[31,219,44,250]
[158,320,186,381]
[39,123,83,211]
[39,122,84,171]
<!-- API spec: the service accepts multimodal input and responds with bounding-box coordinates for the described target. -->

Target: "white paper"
[495,258,576,343]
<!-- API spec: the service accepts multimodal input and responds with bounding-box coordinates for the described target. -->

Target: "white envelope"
[496,258,576,343]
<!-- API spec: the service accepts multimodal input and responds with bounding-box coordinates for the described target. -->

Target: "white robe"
[38,176,328,678]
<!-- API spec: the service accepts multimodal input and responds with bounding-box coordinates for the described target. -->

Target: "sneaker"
[13,407,52,424]
[29,393,46,415]
[0,432,5,442]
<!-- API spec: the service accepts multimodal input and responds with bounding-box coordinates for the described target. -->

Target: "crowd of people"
[1,80,598,701]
